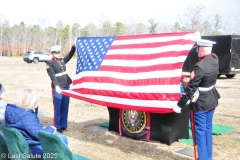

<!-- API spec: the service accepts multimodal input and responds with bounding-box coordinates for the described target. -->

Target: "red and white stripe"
[62,32,197,113]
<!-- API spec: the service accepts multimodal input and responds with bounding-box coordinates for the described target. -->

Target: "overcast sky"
[0,0,239,27]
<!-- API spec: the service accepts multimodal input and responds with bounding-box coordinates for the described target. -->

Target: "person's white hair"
[14,88,39,110]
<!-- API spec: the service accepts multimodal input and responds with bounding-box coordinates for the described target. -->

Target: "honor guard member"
[46,44,76,133]
[173,39,221,160]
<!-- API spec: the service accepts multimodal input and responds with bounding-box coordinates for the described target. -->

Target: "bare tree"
[19,22,28,53]
[9,25,20,56]
[97,14,108,36]
[101,21,113,36]
[0,14,7,56]
[84,23,98,36]
[56,21,65,45]
[236,13,240,26]
[1,8,239,57]
[201,20,212,35]
[157,23,172,33]
[72,23,81,39]
[38,17,49,51]
[135,23,148,34]
[125,19,136,35]
[148,19,158,34]
[234,11,240,34]
[171,22,182,32]
[179,3,205,32]
[46,26,58,47]
[222,15,236,35]
[212,14,222,35]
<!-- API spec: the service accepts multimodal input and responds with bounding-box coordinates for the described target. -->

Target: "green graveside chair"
[0,125,10,160]
[38,131,89,160]
[1,125,42,160]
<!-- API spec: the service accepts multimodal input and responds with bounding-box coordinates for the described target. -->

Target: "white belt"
[55,71,67,77]
[198,85,214,91]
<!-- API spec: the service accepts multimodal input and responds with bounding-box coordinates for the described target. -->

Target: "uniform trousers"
[52,86,70,130]
[190,108,215,160]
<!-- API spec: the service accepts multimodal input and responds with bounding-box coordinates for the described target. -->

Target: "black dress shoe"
[61,128,67,131]
[57,129,63,133]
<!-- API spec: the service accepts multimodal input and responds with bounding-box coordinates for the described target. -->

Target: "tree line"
[0,3,239,56]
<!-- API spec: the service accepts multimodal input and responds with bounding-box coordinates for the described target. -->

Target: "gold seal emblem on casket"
[122,110,146,133]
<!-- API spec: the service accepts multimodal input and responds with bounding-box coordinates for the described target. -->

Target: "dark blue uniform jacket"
[178,53,221,111]
[46,46,76,89]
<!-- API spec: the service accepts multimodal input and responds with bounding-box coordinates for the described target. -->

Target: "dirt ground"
[0,57,239,160]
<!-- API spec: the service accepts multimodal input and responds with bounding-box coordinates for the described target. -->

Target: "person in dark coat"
[46,44,76,133]
[173,39,221,160]
[5,88,68,156]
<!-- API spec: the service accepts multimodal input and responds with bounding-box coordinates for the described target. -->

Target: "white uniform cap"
[50,45,61,53]
[197,39,216,47]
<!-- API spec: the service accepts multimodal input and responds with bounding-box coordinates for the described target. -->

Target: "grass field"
[1,57,239,160]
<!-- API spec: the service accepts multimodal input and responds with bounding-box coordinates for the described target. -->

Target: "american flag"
[62,32,197,113]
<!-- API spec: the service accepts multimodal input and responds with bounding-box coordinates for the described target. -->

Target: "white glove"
[56,86,62,94]
[173,105,181,113]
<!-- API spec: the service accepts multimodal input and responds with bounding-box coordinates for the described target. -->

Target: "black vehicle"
[183,35,240,78]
